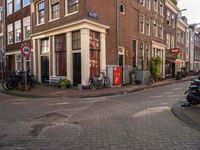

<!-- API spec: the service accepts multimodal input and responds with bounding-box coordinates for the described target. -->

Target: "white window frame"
[49,0,60,21]
[146,17,150,36]
[139,0,145,6]
[36,1,45,25]
[146,0,151,10]
[153,0,158,12]
[7,0,13,16]
[139,13,144,34]
[0,7,2,21]
[159,23,163,39]
[15,0,21,12]
[15,54,23,71]
[120,3,126,15]
[160,0,164,16]
[171,35,174,48]
[7,24,13,44]
[153,19,158,37]
[23,0,30,7]
[65,0,79,16]
[15,20,21,43]
[167,34,170,49]
[23,16,30,40]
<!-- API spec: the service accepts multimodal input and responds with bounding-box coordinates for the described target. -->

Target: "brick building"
[0,1,4,79]
[30,0,168,86]
[176,16,187,72]
[165,0,178,78]
[4,0,31,74]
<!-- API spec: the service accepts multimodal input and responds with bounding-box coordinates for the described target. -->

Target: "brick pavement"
[0,82,200,149]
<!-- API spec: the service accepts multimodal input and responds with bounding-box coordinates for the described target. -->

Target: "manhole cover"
[35,112,68,123]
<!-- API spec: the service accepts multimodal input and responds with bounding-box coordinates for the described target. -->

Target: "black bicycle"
[89,71,110,91]
[2,70,37,90]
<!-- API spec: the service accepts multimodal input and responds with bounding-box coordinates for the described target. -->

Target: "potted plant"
[150,56,162,81]
[181,66,187,78]
[58,79,71,88]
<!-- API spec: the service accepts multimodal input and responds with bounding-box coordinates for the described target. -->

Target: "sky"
[177,0,200,25]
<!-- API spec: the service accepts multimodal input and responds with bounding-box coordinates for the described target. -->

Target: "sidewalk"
[0,75,197,98]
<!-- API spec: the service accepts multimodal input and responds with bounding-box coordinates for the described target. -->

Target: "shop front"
[32,19,109,86]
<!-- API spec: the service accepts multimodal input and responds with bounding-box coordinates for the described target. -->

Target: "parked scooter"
[186,84,200,106]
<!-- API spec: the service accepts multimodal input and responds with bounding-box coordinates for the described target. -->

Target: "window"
[171,36,174,48]
[146,17,150,36]
[15,54,23,71]
[90,31,100,77]
[7,24,13,44]
[181,32,184,44]
[15,0,21,11]
[159,23,163,39]
[153,0,158,12]
[37,1,45,24]
[23,16,30,40]
[160,0,164,16]
[23,0,30,6]
[120,3,125,14]
[55,34,66,76]
[171,13,175,28]
[166,34,170,49]
[41,38,49,54]
[146,0,151,10]
[177,30,180,42]
[0,7,2,21]
[167,10,171,26]
[72,30,81,50]
[66,0,78,14]
[138,42,144,70]
[51,0,60,20]
[15,20,21,43]
[153,20,158,37]
[144,43,150,70]
[7,0,13,15]
[139,14,144,33]
[139,0,145,6]
[132,40,137,68]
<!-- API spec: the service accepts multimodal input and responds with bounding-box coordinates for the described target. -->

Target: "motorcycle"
[2,70,37,90]
[186,84,200,106]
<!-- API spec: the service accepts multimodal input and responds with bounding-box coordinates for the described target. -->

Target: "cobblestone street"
[0,81,200,150]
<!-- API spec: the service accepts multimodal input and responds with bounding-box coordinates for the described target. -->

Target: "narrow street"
[0,81,200,150]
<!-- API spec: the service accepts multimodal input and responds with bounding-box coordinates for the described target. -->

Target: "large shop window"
[55,34,66,76]
[90,31,100,77]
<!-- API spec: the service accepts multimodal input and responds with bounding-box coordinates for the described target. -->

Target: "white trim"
[31,19,110,38]
[166,0,179,14]
[64,11,78,17]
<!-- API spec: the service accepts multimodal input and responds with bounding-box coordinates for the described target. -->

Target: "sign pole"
[24,56,27,91]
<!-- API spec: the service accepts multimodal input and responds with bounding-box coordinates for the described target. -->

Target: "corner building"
[31,0,167,86]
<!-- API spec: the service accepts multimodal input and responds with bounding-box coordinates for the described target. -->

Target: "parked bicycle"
[143,71,154,85]
[2,70,37,90]
[89,71,110,91]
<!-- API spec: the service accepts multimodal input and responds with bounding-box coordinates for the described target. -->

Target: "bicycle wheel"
[104,77,110,88]
[2,81,8,90]
[89,82,97,91]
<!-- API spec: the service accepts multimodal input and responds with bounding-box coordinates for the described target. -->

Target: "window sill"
[49,18,60,23]
[36,23,45,26]
[65,11,78,17]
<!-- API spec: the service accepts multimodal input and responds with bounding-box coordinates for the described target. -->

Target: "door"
[172,63,175,78]
[119,54,124,83]
[41,56,49,82]
[73,53,81,86]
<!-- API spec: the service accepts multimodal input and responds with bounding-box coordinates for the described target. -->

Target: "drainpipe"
[3,0,6,78]
[116,0,119,65]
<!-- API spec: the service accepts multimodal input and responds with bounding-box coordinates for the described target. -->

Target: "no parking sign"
[21,43,31,56]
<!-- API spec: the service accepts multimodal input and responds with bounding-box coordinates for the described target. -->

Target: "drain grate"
[35,112,68,123]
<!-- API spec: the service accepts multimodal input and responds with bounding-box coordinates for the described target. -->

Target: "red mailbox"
[113,66,122,85]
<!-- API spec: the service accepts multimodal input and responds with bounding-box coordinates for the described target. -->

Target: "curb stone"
[171,101,200,132]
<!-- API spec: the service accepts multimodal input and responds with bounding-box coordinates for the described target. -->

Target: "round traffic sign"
[21,44,31,56]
